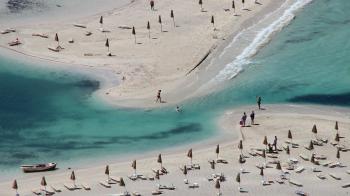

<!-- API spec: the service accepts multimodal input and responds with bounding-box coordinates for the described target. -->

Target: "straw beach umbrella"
[187,148,193,165]
[105,165,110,182]
[238,140,243,155]
[215,144,220,160]
[232,0,236,14]
[286,145,290,158]
[132,160,137,175]
[288,130,293,144]
[242,0,245,9]
[211,15,215,29]
[147,21,151,39]
[260,167,264,182]
[239,154,246,172]
[336,148,341,162]
[99,16,103,28]
[236,172,241,189]
[312,124,318,139]
[70,171,76,187]
[215,179,221,195]
[132,26,136,44]
[263,136,268,149]
[157,154,163,169]
[335,133,340,142]
[183,165,188,184]
[308,140,314,151]
[170,10,175,27]
[199,0,203,11]
[41,176,47,193]
[158,15,162,32]
[12,179,18,195]
[120,177,127,192]
[335,121,339,134]
[310,153,315,163]
[54,33,59,47]
[105,38,110,53]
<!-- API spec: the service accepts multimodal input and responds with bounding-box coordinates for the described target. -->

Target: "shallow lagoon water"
[0,0,350,175]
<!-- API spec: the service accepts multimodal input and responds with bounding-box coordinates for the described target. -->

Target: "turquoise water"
[1,0,350,174]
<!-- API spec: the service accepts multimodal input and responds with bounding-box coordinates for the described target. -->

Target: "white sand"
[0,0,292,108]
[1,104,350,196]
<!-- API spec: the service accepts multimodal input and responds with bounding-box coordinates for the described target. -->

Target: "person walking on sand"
[150,0,155,11]
[257,96,262,110]
[250,110,255,125]
[242,112,247,127]
[273,136,278,151]
[176,105,181,112]
[156,90,162,103]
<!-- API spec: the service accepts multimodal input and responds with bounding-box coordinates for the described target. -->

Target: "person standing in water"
[242,112,247,127]
[176,105,181,112]
[257,96,262,110]
[156,90,162,103]
[250,111,255,125]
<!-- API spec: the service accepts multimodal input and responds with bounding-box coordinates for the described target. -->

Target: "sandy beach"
[0,0,295,108]
[1,104,350,196]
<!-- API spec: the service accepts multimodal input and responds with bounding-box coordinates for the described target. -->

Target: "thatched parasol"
[187,149,193,165]
[157,154,163,168]
[70,171,76,186]
[132,26,136,43]
[215,144,220,159]
[158,15,162,32]
[238,140,243,154]
[309,140,314,150]
[105,165,110,181]
[335,121,339,133]
[276,161,281,170]
[170,10,175,27]
[147,21,151,38]
[12,179,18,194]
[312,124,318,138]
[335,133,340,142]
[132,160,137,174]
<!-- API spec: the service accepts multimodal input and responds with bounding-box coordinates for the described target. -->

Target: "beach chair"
[267,154,278,158]
[316,174,326,180]
[50,185,62,192]
[342,183,350,188]
[100,181,111,188]
[295,190,309,196]
[151,190,163,195]
[32,189,41,195]
[132,192,141,196]
[216,158,228,164]
[289,179,303,187]
[295,166,305,173]
[110,176,121,183]
[188,183,199,188]
[314,154,327,160]
[114,191,131,196]
[299,154,309,161]
[81,183,91,190]
[320,161,332,167]
[64,183,79,191]
[312,167,322,172]
[329,173,341,180]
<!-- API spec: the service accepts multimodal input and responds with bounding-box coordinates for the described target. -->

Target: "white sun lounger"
[317,174,326,180]
[329,162,338,168]
[342,183,350,188]
[312,167,322,172]
[41,188,55,195]
[329,173,341,180]
[73,24,87,28]
[289,179,303,187]
[82,183,91,190]
[50,185,62,192]
[295,166,305,173]
[100,181,111,188]
[132,192,141,196]
[32,189,41,195]
[299,154,309,161]
[114,191,131,196]
[321,161,332,166]
[151,190,163,195]
[110,176,121,183]
[188,183,199,188]
[64,183,80,190]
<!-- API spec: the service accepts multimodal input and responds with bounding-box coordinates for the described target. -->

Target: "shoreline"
[1,103,350,195]
[0,0,308,109]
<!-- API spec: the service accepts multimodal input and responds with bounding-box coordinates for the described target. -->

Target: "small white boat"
[21,163,56,173]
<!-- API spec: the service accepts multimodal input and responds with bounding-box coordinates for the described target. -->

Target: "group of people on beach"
[239,96,262,127]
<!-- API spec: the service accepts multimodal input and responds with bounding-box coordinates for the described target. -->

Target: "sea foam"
[204,0,313,88]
